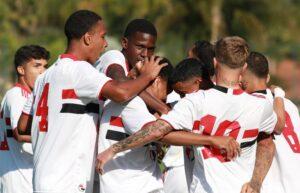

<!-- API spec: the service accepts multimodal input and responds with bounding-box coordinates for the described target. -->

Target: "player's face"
[172,77,201,98]
[23,58,48,90]
[89,20,107,64]
[147,77,168,102]
[123,32,156,68]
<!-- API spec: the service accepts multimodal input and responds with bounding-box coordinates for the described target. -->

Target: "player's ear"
[266,74,270,84]
[83,32,92,46]
[242,62,248,72]
[121,37,128,49]
[17,65,25,76]
[213,58,217,69]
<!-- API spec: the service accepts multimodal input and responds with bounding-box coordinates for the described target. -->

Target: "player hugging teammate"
[0,9,299,193]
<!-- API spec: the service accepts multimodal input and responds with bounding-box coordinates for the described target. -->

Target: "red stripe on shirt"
[233,89,244,95]
[109,116,124,127]
[60,54,78,61]
[62,89,78,99]
[243,129,259,138]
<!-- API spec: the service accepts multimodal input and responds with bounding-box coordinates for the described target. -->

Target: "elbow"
[150,129,165,141]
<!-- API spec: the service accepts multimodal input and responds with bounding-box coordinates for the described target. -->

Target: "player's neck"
[252,80,267,92]
[17,77,32,92]
[65,42,88,62]
[215,69,241,89]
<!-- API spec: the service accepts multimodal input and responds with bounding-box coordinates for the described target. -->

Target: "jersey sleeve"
[22,93,34,116]
[121,97,156,134]
[95,50,127,75]
[6,90,27,129]
[161,96,199,131]
[259,100,277,134]
[74,62,112,100]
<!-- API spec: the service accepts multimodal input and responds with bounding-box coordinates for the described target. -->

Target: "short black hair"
[64,10,102,44]
[158,57,174,81]
[171,58,214,89]
[14,45,50,73]
[246,51,269,78]
[192,40,215,76]
[123,19,157,38]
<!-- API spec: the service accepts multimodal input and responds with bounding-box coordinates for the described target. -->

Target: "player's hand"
[96,147,116,175]
[211,136,241,160]
[241,181,260,193]
[137,56,167,80]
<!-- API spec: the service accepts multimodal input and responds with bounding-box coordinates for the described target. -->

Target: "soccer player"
[163,58,214,193]
[95,19,170,114]
[98,59,173,193]
[0,45,49,193]
[241,51,300,193]
[96,36,277,193]
[17,10,166,193]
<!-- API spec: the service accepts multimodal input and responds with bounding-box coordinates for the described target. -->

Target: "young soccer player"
[241,51,300,193]
[0,45,49,193]
[95,19,169,114]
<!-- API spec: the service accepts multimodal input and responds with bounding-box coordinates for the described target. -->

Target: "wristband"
[274,87,285,98]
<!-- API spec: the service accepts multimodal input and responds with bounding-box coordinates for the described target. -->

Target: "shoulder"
[3,87,24,106]
[125,96,148,110]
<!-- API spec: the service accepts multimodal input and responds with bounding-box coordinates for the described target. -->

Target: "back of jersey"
[162,86,276,193]
[31,55,110,193]
[192,87,276,193]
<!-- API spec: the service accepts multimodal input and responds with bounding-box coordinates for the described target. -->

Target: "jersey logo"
[78,184,86,192]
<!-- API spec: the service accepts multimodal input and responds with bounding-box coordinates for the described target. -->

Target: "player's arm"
[241,133,275,193]
[106,63,170,114]
[271,87,286,134]
[160,130,240,160]
[101,56,167,103]
[96,119,173,174]
[13,126,31,143]
[17,113,32,135]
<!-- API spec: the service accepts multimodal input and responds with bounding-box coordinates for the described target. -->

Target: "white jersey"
[29,54,111,193]
[161,86,277,193]
[259,89,300,193]
[0,84,33,193]
[95,50,129,76]
[98,97,163,193]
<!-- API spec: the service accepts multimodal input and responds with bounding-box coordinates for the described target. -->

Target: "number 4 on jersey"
[36,83,49,132]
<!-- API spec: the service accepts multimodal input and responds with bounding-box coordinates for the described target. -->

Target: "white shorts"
[164,166,188,193]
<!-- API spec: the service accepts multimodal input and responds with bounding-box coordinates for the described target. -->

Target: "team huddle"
[0,9,299,193]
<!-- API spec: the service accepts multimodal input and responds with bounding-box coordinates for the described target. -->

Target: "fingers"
[240,183,248,193]
[226,142,233,160]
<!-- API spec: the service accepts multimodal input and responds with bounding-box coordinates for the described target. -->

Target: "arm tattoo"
[250,133,275,191]
[106,64,130,81]
[112,120,173,153]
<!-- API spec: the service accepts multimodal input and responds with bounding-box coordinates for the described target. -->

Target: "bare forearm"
[273,97,285,134]
[111,120,173,154]
[250,134,275,190]
[139,91,170,115]
[160,130,213,146]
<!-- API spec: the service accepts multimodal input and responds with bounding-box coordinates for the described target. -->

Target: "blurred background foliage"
[1,0,300,107]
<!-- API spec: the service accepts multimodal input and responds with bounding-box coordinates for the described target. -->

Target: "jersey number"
[193,114,256,162]
[282,111,300,153]
[36,83,49,132]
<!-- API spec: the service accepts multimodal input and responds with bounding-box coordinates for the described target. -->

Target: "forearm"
[273,97,285,134]
[111,120,173,154]
[160,130,213,146]
[139,91,170,115]
[17,113,32,135]
[250,133,275,190]
[13,128,31,143]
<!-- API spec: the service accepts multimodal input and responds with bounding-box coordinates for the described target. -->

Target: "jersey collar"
[251,89,267,94]
[213,85,244,95]
[60,53,78,61]
[14,83,31,94]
